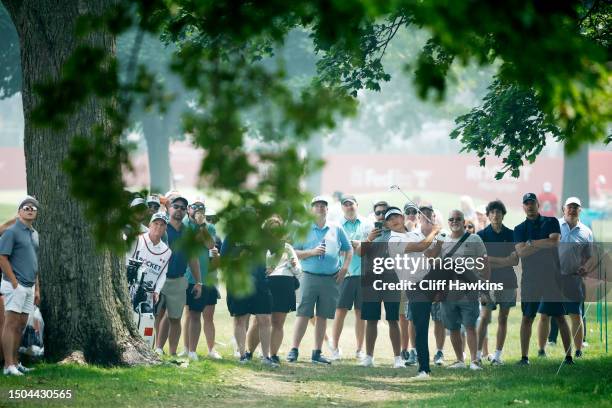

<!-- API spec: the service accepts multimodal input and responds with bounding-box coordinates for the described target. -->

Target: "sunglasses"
[405,209,417,215]
[21,205,38,212]
[448,217,463,222]
[190,204,205,211]
[374,210,387,216]
[172,204,187,211]
[466,224,475,229]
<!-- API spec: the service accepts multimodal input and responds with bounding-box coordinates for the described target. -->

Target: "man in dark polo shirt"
[0,196,41,376]
[514,193,573,366]
[154,195,202,356]
[477,200,519,365]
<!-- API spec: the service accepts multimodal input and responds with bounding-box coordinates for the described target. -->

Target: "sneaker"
[16,363,34,373]
[207,349,223,360]
[359,355,374,367]
[356,350,366,361]
[434,350,444,366]
[405,350,417,366]
[490,357,504,366]
[231,337,241,357]
[448,361,466,369]
[537,349,547,358]
[469,361,483,370]
[330,347,342,361]
[575,349,583,358]
[154,347,164,356]
[433,350,444,366]
[177,349,188,358]
[271,355,281,365]
[564,355,575,365]
[3,365,23,376]
[412,371,431,380]
[400,350,410,361]
[325,339,335,354]
[311,350,332,365]
[286,348,299,362]
[546,341,557,347]
[486,354,494,362]
[244,352,253,361]
[516,357,530,366]
[188,351,198,361]
[262,357,280,368]
[393,356,405,368]
[239,354,251,364]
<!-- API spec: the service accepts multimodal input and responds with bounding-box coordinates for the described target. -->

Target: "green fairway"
[2,290,611,407]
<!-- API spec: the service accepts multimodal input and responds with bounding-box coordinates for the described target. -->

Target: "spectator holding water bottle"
[287,196,352,364]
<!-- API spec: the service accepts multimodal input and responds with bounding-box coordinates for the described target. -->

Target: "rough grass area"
[1,294,611,407]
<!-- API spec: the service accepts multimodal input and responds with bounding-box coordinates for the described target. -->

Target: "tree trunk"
[4,0,156,365]
[142,113,171,194]
[562,143,590,209]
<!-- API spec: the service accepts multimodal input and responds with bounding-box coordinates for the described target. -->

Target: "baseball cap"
[419,204,434,212]
[130,197,146,208]
[171,196,188,207]
[311,195,329,206]
[404,203,418,212]
[146,195,161,205]
[522,193,538,204]
[372,200,389,211]
[19,195,40,210]
[150,212,169,224]
[384,207,403,220]
[341,195,357,205]
[205,208,217,216]
[190,195,205,206]
[564,197,582,207]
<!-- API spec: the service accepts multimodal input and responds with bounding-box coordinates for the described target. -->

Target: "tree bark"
[142,113,171,194]
[4,0,156,365]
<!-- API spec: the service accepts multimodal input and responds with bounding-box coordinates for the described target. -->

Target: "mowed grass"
[0,190,611,406]
[1,289,612,407]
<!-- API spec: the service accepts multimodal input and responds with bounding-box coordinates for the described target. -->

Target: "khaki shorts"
[1,280,35,314]
[297,272,339,319]
[157,276,188,319]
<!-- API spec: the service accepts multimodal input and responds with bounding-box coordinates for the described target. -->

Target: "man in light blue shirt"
[329,195,372,361]
[543,196,593,358]
[287,196,352,365]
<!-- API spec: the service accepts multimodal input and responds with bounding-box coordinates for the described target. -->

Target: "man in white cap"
[146,195,161,216]
[539,197,593,358]
[0,196,41,375]
[287,195,352,364]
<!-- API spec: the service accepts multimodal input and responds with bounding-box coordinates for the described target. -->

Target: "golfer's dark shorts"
[227,282,272,317]
[337,276,363,310]
[268,276,296,313]
[522,301,566,318]
[563,302,582,315]
[186,284,219,312]
[361,300,400,321]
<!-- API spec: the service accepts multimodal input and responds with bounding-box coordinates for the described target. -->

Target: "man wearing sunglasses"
[514,193,573,366]
[403,204,419,232]
[440,210,489,370]
[180,198,222,361]
[154,195,202,356]
[0,196,41,376]
[147,195,161,216]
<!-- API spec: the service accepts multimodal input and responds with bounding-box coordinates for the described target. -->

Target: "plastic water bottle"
[318,240,326,260]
